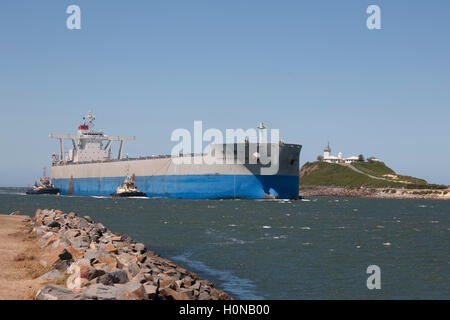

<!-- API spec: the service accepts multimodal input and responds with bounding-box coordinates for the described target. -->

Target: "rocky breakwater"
[32,209,232,300]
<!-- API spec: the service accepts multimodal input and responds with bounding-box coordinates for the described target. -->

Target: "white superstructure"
[50,111,135,164]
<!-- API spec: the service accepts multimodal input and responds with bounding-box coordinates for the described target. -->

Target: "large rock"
[115,281,145,300]
[71,235,90,249]
[93,256,118,269]
[115,253,138,268]
[35,285,84,300]
[159,287,192,300]
[48,221,60,228]
[84,248,109,261]
[39,270,64,280]
[82,284,128,300]
[143,283,158,300]
[127,262,141,278]
[134,243,146,253]
[97,270,129,285]
[41,246,73,271]
[75,219,89,230]
[103,243,118,254]
[66,246,85,260]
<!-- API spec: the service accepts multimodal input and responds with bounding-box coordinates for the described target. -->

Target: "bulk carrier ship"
[50,112,302,199]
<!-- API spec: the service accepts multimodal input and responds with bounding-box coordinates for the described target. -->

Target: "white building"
[322,143,341,163]
[320,143,369,164]
[344,156,360,164]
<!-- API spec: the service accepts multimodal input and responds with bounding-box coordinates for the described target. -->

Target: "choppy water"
[0,187,448,299]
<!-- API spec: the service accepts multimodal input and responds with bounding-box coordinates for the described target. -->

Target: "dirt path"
[343,164,390,181]
[0,214,43,300]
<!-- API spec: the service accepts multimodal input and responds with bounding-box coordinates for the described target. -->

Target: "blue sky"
[0,0,449,186]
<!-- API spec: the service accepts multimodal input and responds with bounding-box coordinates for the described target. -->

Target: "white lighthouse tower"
[324,142,331,158]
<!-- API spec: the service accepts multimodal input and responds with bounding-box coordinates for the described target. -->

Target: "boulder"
[132,272,148,284]
[84,248,109,261]
[159,287,192,300]
[198,291,212,300]
[35,285,84,300]
[97,270,129,285]
[65,246,85,260]
[71,236,90,249]
[95,223,107,233]
[210,288,232,300]
[143,283,158,300]
[39,270,64,280]
[50,236,71,248]
[82,284,128,300]
[75,219,89,230]
[127,262,140,278]
[189,281,202,291]
[134,243,146,253]
[48,221,60,228]
[87,269,106,281]
[65,229,81,238]
[41,246,73,270]
[156,273,175,289]
[67,270,90,290]
[92,256,118,269]
[67,212,77,218]
[115,253,138,268]
[103,243,118,254]
[115,281,145,300]
[137,254,147,263]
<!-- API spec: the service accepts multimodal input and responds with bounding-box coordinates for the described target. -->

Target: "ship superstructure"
[50,111,135,164]
[50,112,302,199]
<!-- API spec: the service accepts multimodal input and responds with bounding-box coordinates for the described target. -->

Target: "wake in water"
[90,195,150,200]
[171,252,265,300]
[0,192,27,196]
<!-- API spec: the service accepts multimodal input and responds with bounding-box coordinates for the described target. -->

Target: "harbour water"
[0,187,448,299]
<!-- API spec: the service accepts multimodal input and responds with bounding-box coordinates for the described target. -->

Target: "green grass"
[352,161,428,185]
[352,161,395,177]
[300,162,404,187]
[301,161,449,189]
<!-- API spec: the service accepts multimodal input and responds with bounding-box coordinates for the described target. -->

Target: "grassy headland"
[300,161,449,199]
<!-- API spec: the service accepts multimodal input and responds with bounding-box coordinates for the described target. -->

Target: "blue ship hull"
[53,174,299,199]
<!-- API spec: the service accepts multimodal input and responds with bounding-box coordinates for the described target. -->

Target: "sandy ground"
[0,214,43,300]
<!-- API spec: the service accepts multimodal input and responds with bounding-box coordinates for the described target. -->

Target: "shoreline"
[1,209,232,300]
[300,186,450,200]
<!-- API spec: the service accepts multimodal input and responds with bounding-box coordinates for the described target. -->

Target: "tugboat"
[110,176,146,197]
[26,168,60,195]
